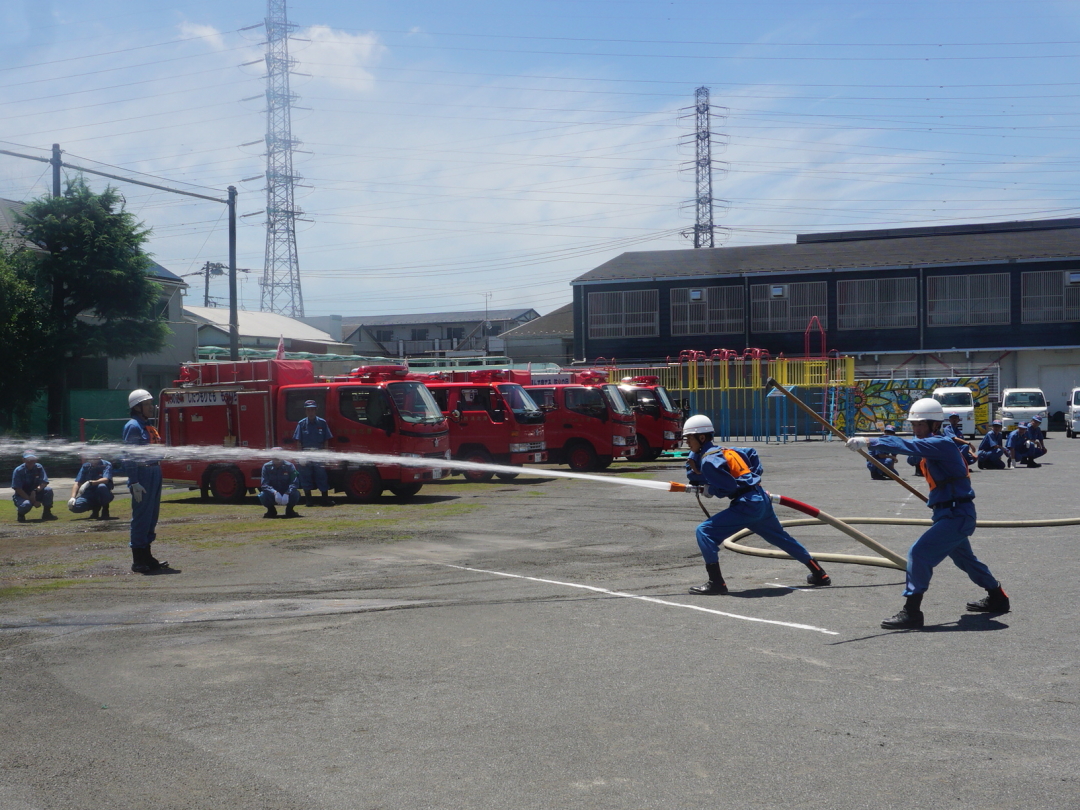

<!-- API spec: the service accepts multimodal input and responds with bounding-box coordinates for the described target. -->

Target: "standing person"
[847,398,1009,629]
[1006,423,1042,468]
[259,451,300,519]
[867,425,899,480]
[977,420,1007,470]
[11,451,56,523]
[123,389,169,574]
[682,414,831,594]
[292,399,335,506]
[68,455,114,520]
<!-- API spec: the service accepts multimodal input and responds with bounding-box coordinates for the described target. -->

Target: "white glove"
[67,498,78,511]
[131,483,146,503]
[78,481,91,496]
[846,437,870,453]
[699,484,714,499]
[275,492,288,506]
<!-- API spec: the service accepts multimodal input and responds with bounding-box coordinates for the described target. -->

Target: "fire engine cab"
[159,360,450,503]
[617,376,682,461]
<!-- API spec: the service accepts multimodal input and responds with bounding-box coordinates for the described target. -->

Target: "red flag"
[275,336,285,360]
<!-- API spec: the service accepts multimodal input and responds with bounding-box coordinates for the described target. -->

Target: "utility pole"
[50,143,61,197]
[259,0,305,318]
[679,87,726,249]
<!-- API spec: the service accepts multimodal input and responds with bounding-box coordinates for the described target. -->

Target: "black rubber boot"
[17,512,26,523]
[1024,457,1041,468]
[91,507,100,520]
[689,563,728,595]
[41,507,58,521]
[967,586,1010,613]
[304,490,315,508]
[144,546,166,571]
[320,493,334,506]
[284,505,300,518]
[100,504,110,520]
[882,594,924,629]
[263,505,278,519]
[131,547,153,574]
[805,559,831,586]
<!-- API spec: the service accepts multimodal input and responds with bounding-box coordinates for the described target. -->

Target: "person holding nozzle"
[682,414,831,595]
[1007,422,1044,468]
[123,388,170,574]
[68,454,114,520]
[847,398,1009,630]
[11,451,56,523]
[293,399,335,507]
[976,420,1007,470]
[260,450,300,519]
[867,425,899,480]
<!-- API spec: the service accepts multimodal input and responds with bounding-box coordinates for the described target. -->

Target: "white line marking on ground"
[895,489,917,516]
[441,564,838,635]
[767,582,809,592]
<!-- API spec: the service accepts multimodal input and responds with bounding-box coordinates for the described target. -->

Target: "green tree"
[12,177,168,434]
[0,246,48,431]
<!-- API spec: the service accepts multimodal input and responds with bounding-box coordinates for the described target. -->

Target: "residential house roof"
[184,306,335,342]
[501,303,573,338]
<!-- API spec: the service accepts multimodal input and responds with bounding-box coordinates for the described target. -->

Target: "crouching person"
[12,451,56,523]
[68,455,114,519]
[260,451,300,518]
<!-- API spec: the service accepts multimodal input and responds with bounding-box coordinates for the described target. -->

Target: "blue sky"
[4,1,1080,318]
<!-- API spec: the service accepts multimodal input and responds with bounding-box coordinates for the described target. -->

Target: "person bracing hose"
[846,398,1009,630]
[682,414,831,595]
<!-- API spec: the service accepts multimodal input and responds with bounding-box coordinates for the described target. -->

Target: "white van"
[931,387,976,438]
[998,388,1048,431]
[1067,387,1080,438]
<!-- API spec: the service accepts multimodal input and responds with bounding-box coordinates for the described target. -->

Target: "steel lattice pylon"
[679,86,726,249]
[260,0,304,317]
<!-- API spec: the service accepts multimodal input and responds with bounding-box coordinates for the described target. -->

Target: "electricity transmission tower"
[680,86,726,249]
[260,0,305,317]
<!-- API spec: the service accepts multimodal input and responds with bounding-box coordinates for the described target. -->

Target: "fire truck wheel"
[595,455,614,469]
[495,472,519,481]
[627,434,651,462]
[566,441,598,472]
[458,449,495,483]
[344,467,383,503]
[207,467,247,504]
[388,482,423,500]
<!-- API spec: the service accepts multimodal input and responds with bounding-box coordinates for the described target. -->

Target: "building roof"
[573,218,1080,284]
[184,306,335,342]
[501,303,573,338]
[342,308,538,328]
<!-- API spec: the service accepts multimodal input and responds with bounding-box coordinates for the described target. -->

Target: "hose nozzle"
[669,482,704,494]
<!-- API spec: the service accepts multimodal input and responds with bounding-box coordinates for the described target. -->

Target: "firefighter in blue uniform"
[68,455,114,520]
[1026,415,1049,462]
[293,399,335,506]
[11,451,56,523]
[977,420,1007,469]
[123,389,170,574]
[848,398,1009,629]
[943,414,975,468]
[867,425,899,479]
[260,451,300,519]
[681,414,831,594]
[1007,423,1042,468]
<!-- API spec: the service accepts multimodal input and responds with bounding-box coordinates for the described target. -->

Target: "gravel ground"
[1,439,1077,809]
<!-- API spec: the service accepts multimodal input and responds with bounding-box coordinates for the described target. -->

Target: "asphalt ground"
[1,436,1077,809]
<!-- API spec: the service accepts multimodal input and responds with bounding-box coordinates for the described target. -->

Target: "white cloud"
[296,25,384,93]
[177,21,227,52]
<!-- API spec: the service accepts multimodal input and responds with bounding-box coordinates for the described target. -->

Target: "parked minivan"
[1067,387,1080,438]
[931,386,976,438]
[998,388,1048,431]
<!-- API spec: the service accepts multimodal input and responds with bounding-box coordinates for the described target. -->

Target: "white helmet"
[682,414,714,435]
[128,389,154,409]
[907,398,945,422]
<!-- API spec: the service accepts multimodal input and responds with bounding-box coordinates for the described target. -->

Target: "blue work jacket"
[260,460,299,495]
[293,416,334,449]
[686,441,765,504]
[11,463,49,493]
[871,434,974,508]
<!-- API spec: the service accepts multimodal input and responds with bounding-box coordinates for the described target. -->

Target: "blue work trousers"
[71,483,114,513]
[868,456,896,480]
[13,487,53,516]
[696,496,813,566]
[903,505,998,596]
[297,460,328,492]
[258,490,299,509]
[129,465,162,549]
[978,448,1006,470]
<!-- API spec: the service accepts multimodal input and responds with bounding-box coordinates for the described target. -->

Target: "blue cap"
[1018,422,1029,429]
[304,400,318,408]
[992,419,1003,426]
[22,450,38,460]
[883,425,896,433]
[1032,415,1043,423]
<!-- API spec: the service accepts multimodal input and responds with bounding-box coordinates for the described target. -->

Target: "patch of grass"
[0,579,82,600]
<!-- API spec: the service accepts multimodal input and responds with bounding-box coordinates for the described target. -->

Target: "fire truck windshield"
[602,384,634,416]
[496,384,544,424]
[654,386,676,413]
[387,382,444,424]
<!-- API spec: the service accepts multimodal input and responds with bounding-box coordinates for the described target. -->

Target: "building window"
[670,286,743,336]
[837,277,918,330]
[1021,270,1080,323]
[374,329,393,343]
[926,273,1010,327]
[410,328,429,341]
[750,281,827,333]
[445,327,465,341]
[588,289,659,339]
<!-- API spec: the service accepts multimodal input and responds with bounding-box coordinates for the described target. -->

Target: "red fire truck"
[616,376,682,461]
[523,376,636,471]
[158,360,450,503]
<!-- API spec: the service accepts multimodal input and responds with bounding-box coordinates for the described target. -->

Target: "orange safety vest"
[918,457,969,491]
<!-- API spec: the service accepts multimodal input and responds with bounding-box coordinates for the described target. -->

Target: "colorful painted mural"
[844,377,991,434]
